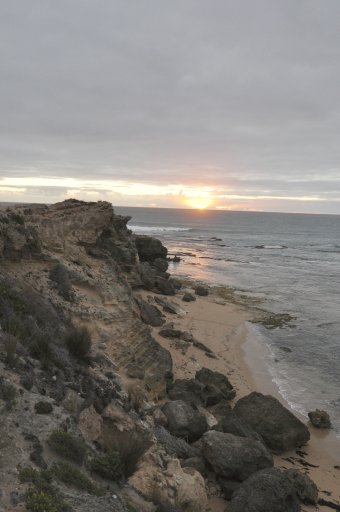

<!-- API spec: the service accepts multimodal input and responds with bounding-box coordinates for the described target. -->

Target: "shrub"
[0,278,62,367]
[52,461,103,495]
[18,466,71,512]
[97,430,151,480]
[49,263,73,302]
[90,449,124,481]
[26,490,60,512]
[47,430,86,464]
[18,466,53,491]
[64,324,91,360]
[29,333,52,368]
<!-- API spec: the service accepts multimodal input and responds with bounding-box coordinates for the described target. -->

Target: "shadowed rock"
[308,409,331,429]
[201,431,273,482]
[228,468,301,512]
[162,400,208,442]
[196,367,235,402]
[233,392,310,453]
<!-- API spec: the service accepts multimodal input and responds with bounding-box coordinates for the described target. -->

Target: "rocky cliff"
[0,200,318,512]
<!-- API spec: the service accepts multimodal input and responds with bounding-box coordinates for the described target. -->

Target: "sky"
[1,1,340,213]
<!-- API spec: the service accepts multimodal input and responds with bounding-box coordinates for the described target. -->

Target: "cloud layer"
[1,1,340,212]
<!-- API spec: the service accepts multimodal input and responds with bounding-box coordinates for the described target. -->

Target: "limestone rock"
[201,431,273,481]
[233,392,310,453]
[78,405,103,442]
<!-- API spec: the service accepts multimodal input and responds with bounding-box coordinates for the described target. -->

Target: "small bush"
[90,449,124,481]
[18,466,53,491]
[18,466,71,512]
[52,461,103,495]
[26,490,60,512]
[65,324,91,360]
[48,430,86,464]
[49,263,73,302]
[97,430,151,480]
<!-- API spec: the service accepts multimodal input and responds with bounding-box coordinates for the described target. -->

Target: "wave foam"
[129,225,191,233]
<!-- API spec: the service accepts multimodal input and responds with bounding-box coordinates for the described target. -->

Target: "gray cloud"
[0,1,340,212]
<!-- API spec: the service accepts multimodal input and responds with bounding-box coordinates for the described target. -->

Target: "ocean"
[115,206,340,435]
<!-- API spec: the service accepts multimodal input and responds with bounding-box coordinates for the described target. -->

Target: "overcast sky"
[1,1,340,213]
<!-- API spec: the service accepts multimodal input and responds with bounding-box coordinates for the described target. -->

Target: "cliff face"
[0,199,172,392]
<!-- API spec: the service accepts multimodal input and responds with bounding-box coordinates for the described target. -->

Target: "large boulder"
[201,431,273,482]
[162,400,208,442]
[167,379,205,407]
[233,392,310,453]
[196,367,235,402]
[228,468,301,512]
[134,235,167,262]
[285,469,318,505]
[216,411,264,442]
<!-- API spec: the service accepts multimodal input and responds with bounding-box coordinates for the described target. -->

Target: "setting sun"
[184,197,212,209]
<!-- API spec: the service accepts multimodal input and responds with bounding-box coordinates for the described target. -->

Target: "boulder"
[228,468,301,512]
[167,379,205,407]
[216,411,263,442]
[201,431,273,482]
[195,285,209,296]
[155,276,176,296]
[196,367,235,401]
[154,426,198,459]
[153,257,169,273]
[285,469,318,504]
[139,262,157,289]
[308,409,331,429]
[182,292,196,302]
[233,392,310,453]
[162,400,208,442]
[139,301,164,327]
[134,235,167,262]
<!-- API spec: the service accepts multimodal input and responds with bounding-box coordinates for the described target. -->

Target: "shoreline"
[141,283,340,509]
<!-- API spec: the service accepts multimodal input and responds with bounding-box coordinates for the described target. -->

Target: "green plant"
[18,466,71,512]
[48,430,86,464]
[52,461,103,495]
[64,324,91,360]
[26,490,60,512]
[90,449,124,481]
[49,263,73,302]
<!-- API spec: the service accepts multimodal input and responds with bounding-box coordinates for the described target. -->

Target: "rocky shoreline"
[0,199,339,512]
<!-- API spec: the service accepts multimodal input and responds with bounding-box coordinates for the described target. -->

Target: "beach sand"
[143,287,340,511]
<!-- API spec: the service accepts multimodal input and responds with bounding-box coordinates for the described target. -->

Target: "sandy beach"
[141,285,340,511]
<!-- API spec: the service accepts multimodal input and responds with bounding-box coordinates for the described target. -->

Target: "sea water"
[115,207,340,434]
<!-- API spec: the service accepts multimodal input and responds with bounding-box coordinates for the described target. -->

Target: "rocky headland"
[0,199,339,512]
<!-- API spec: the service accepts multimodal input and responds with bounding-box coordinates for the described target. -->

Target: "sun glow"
[184,197,213,210]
